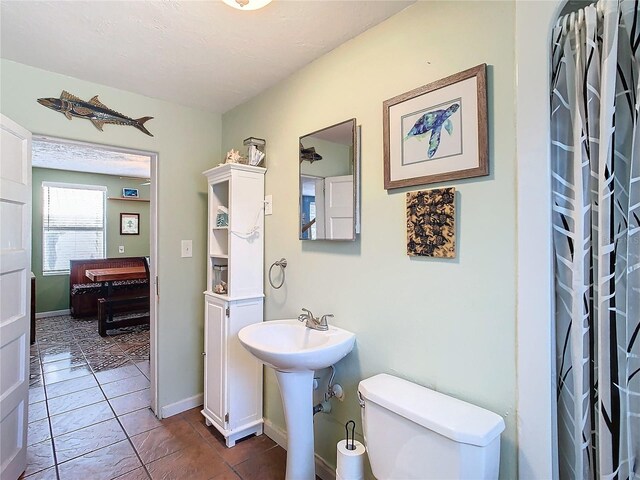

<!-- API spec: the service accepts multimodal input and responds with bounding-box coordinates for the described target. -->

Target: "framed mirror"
[299,119,359,241]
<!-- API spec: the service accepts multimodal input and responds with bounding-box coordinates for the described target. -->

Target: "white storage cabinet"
[201,163,266,447]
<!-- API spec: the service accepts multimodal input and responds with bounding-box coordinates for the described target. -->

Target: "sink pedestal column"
[275,370,315,480]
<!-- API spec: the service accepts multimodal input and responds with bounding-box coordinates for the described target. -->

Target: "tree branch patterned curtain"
[551,1,640,478]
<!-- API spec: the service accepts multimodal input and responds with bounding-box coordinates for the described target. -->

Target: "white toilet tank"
[358,374,505,480]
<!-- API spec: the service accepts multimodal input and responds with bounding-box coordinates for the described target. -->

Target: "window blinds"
[42,182,106,275]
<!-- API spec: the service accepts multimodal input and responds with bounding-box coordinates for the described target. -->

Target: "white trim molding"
[36,309,71,318]
[515,1,563,479]
[148,150,159,417]
[41,180,107,191]
[160,393,203,419]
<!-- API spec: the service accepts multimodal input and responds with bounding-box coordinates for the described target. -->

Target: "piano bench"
[98,295,150,337]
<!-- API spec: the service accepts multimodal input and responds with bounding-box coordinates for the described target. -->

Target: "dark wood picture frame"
[120,213,140,235]
[383,64,488,190]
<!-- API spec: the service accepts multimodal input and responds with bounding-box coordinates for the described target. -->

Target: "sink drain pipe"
[313,400,332,415]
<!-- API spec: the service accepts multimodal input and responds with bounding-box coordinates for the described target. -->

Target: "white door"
[0,115,32,480]
[204,296,227,429]
[324,175,353,240]
[225,298,263,432]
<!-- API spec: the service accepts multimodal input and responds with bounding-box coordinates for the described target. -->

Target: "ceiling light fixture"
[222,0,272,11]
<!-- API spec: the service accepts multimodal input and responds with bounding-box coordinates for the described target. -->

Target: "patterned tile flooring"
[23,315,287,480]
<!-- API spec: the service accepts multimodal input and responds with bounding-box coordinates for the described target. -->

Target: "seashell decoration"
[224,149,246,164]
[213,281,227,294]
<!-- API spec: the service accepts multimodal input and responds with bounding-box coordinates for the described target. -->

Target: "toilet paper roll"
[336,439,366,480]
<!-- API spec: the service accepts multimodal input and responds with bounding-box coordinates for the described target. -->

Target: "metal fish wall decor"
[37,91,153,137]
[299,142,322,163]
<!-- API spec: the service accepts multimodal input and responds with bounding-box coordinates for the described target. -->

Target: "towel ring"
[268,258,287,289]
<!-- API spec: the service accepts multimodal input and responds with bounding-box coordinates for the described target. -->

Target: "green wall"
[1,58,221,413]
[2,1,522,472]
[32,167,150,313]
[222,1,517,478]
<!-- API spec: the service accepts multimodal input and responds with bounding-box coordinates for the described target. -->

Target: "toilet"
[358,374,505,479]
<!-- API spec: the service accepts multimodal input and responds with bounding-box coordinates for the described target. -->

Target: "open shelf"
[204,291,231,302]
[107,197,150,202]
[203,163,265,299]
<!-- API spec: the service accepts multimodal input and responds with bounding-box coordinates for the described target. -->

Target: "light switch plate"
[181,240,193,258]
[118,246,125,254]
[265,195,273,215]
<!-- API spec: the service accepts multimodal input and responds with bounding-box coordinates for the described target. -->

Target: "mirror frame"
[299,118,359,241]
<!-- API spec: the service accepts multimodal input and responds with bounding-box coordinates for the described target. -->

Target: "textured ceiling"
[33,138,151,178]
[0,0,413,114]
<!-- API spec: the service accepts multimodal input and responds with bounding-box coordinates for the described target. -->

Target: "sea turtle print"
[405,103,460,158]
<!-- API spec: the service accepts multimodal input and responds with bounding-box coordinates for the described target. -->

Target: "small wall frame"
[120,213,140,235]
[122,188,139,198]
[406,187,455,258]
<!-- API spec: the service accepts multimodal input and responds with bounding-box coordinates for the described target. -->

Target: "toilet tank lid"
[358,374,505,447]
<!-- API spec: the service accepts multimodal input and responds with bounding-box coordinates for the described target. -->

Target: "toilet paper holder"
[337,421,366,480]
[345,420,356,451]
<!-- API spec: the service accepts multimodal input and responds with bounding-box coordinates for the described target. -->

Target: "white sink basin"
[238,319,356,372]
[239,318,356,479]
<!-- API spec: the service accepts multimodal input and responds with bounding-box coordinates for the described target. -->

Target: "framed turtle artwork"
[383,64,488,189]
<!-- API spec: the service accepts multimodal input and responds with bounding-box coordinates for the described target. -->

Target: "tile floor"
[23,315,287,480]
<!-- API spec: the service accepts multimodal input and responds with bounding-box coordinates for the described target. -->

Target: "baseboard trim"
[36,309,70,319]
[160,393,203,419]
[314,452,336,480]
[263,419,336,480]
[263,419,287,449]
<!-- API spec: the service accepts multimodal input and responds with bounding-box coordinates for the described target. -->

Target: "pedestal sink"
[238,319,356,480]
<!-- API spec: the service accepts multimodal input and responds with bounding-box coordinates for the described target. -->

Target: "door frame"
[32,135,160,416]
[515,1,563,478]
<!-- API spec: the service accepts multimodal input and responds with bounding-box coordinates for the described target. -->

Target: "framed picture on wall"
[383,64,488,189]
[122,188,139,198]
[120,213,139,235]
[406,187,456,258]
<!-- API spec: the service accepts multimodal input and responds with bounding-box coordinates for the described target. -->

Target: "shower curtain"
[551,1,640,478]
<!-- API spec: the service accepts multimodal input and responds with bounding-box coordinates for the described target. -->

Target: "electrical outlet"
[265,195,273,215]
[118,246,125,254]
[181,240,193,258]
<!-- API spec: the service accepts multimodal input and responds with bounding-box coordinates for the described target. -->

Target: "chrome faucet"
[298,308,332,331]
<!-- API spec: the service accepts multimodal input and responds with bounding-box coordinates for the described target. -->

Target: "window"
[42,182,106,275]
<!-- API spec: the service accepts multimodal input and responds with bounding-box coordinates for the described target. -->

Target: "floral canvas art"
[406,187,455,258]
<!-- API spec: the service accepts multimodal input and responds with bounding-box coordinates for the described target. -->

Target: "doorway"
[31,136,159,415]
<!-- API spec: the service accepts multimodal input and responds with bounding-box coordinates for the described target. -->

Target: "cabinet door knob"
[202,352,206,356]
